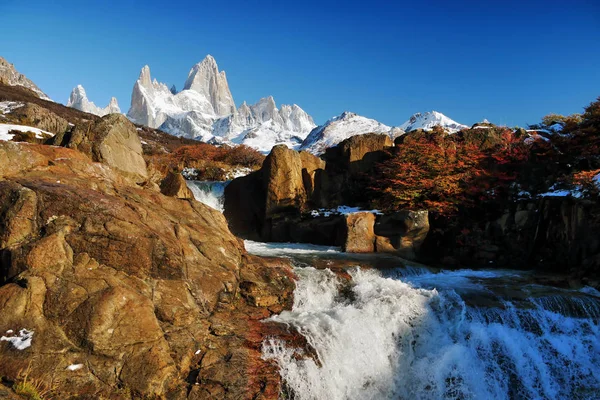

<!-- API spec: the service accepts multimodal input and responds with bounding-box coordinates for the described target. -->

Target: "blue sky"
[1,0,599,127]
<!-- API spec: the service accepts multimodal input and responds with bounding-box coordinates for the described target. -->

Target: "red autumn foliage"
[572,169,600,197]
[149,143,265,177]
[370,130,531,216]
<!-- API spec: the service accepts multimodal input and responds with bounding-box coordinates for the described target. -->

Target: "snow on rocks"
[0,101,25,115]
[1,329,33,350]
[66,364,84,371]
[0,123,55,141]
[310,205,383,217]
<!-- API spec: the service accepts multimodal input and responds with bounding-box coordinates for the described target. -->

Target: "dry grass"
[12,362,56,400]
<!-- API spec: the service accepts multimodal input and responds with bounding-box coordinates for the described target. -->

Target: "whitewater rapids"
[252,243,600,400]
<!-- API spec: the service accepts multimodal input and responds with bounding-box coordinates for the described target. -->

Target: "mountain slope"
[400,111,467,133]
[300,111,402,154]
[0,56,50,100]
[67,85,121,116]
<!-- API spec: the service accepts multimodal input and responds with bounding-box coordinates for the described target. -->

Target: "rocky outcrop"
[160,170,193,199]
[343,212,376,253]
[315,133,393,207]
[264,145,307,216]
[374,210,429,260]
[9,102,70,134]
[0,141,295,399]
[224,135,392,243]
[53,113,148,183]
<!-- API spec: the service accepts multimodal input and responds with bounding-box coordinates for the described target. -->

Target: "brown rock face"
[160,170,193,199]
[9,102,70,135]
[374,210,430,260]
[343,212,376,253]
[0,142,295,399]
[263,145,306,216]
[55,113,148,183]
[299,150,326,203]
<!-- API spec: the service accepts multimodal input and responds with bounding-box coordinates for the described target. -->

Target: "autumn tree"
[370,134,487,216]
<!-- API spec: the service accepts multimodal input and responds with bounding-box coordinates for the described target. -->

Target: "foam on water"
[186,180,229,212]
[263,266,600,400]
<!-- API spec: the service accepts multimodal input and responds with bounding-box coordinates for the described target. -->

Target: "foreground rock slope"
[0,100,295,398]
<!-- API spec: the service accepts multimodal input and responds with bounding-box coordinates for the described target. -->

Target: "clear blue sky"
[1,0,599,127]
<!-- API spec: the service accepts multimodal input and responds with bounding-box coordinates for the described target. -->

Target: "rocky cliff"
[0,85,296,399]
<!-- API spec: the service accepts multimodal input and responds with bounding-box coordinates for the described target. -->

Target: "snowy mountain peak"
[67,84,121,116]
[300,111,400,155]
[183,55,235,116]
[0,56,51,100]
[400,111,467,133]
[125,55,315,152]
[138,65,152,88]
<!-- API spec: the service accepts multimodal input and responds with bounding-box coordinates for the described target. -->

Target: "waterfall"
[186,180,229,212]
[261,264,600,400]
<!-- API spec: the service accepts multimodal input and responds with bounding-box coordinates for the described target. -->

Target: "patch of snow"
[539,189,583,198]
[227,167,253,179]
[310,205,383,217]
[66,364,84,371]
[1,329,33,350]
[195,350,201,355]
[0,123,54,141]
[0,101,24,114]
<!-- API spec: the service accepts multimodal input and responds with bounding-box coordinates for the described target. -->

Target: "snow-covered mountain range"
[400,111,467,133]
[300,112,404,154]
[60,54,470,154]
[126,55,315,150]
[67,85,121,116]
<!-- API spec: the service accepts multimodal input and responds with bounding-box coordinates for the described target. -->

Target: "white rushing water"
[258,245,600,400]
[186,180,229,212]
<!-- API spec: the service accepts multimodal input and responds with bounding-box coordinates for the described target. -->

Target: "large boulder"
[299,150,325,203]
[263,145,306,216]
[342,212,376,253]
[224,171,266,241]
[316,133,393,206]
[374,210,429,260]
[160,170,193,199]
[10,102,70,134]
[0,142,295,399]
[56,113,148,183]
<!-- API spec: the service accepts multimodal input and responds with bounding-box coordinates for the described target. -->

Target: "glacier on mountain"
[126,55,315,151]
[300,112,403,155]
[400,111,467,133]
[67,85,121,116]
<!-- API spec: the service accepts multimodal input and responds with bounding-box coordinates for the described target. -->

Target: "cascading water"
[255,242,600,400]
[186,180,229,212]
